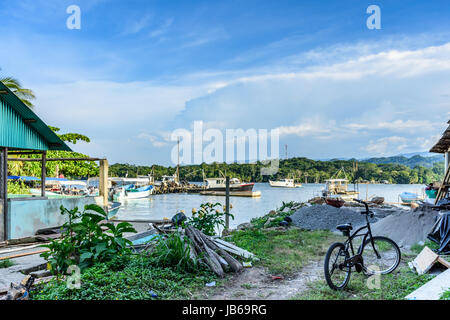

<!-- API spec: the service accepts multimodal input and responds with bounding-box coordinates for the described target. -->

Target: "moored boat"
[269,178,301,188]
[399,192,422,204]
[321,179,359,201]
[204,177,254,192]
[325,197,345,208]
[114,185,154,201]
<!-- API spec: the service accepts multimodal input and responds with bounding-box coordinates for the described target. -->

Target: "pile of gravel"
[370,208,440,248]
[289,204,377,231]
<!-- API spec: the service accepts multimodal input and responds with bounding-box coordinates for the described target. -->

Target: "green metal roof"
[0,81,72,151]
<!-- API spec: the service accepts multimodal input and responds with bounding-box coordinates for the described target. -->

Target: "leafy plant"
[31,254,216,300]
[186,202,234,236]
[150,232,198,272]
[41,204,136,275]
[7,180,30,195]
[0,259,14,268]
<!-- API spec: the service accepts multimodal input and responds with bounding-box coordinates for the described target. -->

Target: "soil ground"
[198,261,323,300]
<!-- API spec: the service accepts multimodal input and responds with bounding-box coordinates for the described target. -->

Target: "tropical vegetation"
[0,76,36,108]
[109,157,444,184]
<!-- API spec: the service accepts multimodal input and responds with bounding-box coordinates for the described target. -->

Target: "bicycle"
[324,199,401,290]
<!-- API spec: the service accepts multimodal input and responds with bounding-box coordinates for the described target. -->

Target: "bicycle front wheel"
[362,236,401,275]
[324,242,351,290]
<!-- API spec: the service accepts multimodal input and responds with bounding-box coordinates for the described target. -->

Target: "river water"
[115,183,426,228]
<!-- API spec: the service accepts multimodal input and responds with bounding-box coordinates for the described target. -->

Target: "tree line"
[109,157,445,184]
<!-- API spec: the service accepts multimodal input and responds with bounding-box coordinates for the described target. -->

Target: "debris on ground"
[184,226,250,277]
[1,275,35,300]
[249,201,306,229]
[408,246,450,274]
[289,204,377,231]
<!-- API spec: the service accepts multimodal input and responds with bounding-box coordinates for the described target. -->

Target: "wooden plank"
[406,269,450,300]
[0,249,48,261]
[435,162,450,203]
[409,246,450,274]
[213,238,256,260]
[0,243,47,255]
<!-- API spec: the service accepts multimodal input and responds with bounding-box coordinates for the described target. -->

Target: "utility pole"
[225,176,230,231]
[176,137,180,184]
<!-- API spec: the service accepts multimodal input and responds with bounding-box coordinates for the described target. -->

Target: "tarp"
[8,176,69,182]
[428,212,450,254]
[8,176,40,181]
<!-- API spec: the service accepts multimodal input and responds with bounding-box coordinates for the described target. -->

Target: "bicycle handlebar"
[353,198,370,214]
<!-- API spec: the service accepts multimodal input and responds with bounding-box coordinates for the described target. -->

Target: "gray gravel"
[289,204,377,231]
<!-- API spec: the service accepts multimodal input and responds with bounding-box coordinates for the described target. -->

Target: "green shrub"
[31,254,216,300]
[41,204,137,275]
[186,202,234,236]
[0,259,14,268]
[7,180,30,195]
[150,232,198,272]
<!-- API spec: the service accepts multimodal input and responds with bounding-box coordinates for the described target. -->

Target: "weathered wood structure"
[430,120,450,203]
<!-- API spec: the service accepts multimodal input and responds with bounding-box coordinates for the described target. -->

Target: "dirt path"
[200,261,323,300]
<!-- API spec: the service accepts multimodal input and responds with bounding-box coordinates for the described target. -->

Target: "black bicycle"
[324,199,401,290]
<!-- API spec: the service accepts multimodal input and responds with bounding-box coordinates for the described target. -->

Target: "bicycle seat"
[336,223,353,231]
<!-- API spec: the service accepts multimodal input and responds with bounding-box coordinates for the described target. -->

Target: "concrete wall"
[0,201,4,241]
[7,196,103,240]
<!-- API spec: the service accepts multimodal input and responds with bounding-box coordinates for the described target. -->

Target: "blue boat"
[399,192,422,204]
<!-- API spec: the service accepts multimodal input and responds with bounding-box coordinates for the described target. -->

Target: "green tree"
[0,76,36,109]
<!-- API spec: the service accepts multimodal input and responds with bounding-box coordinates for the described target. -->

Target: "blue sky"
[1,0,450,165]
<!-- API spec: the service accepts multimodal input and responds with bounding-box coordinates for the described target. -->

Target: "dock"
[200,190,261,197]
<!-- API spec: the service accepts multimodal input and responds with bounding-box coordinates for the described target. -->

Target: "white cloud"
[364,136,409,155]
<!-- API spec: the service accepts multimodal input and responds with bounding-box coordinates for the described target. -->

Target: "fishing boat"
[113,185,154,201]
[204,177,254,192]
[321,179,359,201]
[399,192,422,204]
[107,202,122,219]
[269,178,301,188]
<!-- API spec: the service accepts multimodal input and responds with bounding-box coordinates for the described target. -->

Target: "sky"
[1,0,450,166]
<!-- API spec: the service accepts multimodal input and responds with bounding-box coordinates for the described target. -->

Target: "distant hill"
[362,154,443,168]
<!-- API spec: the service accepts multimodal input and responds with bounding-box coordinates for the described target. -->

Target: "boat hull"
[325,198,345,208]
[207,183,254,192]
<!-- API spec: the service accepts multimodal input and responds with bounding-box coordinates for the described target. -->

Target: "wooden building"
[430,120,450,203]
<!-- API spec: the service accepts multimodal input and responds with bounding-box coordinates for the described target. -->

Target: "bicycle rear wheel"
[324,242,351,290]
[362,236,401,275]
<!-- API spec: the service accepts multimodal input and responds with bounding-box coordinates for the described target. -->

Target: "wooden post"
[445,152,449,176]
[41,151,47,197]
[0,148,8,241]
[225,176,230,230]
[99,159,109,208]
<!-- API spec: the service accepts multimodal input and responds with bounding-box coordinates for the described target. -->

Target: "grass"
[441,290,450,300]
[229,228,343,276]
[31,254,216,300]
[0,259,14,268]
[293,266,434,300]
[292,240,448,300]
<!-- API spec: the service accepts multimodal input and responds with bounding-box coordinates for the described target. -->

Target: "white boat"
[269,179,301,188]
[114,185,154,201]
[204,177,254,192]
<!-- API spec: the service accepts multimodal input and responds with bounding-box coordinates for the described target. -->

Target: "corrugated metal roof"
[0,81,71,151]
[430,120,450,154]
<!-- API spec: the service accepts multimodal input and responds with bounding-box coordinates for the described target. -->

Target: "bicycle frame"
[341,202,381,268]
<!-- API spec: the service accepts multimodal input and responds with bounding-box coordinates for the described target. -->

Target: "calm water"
[115,183,426,228]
